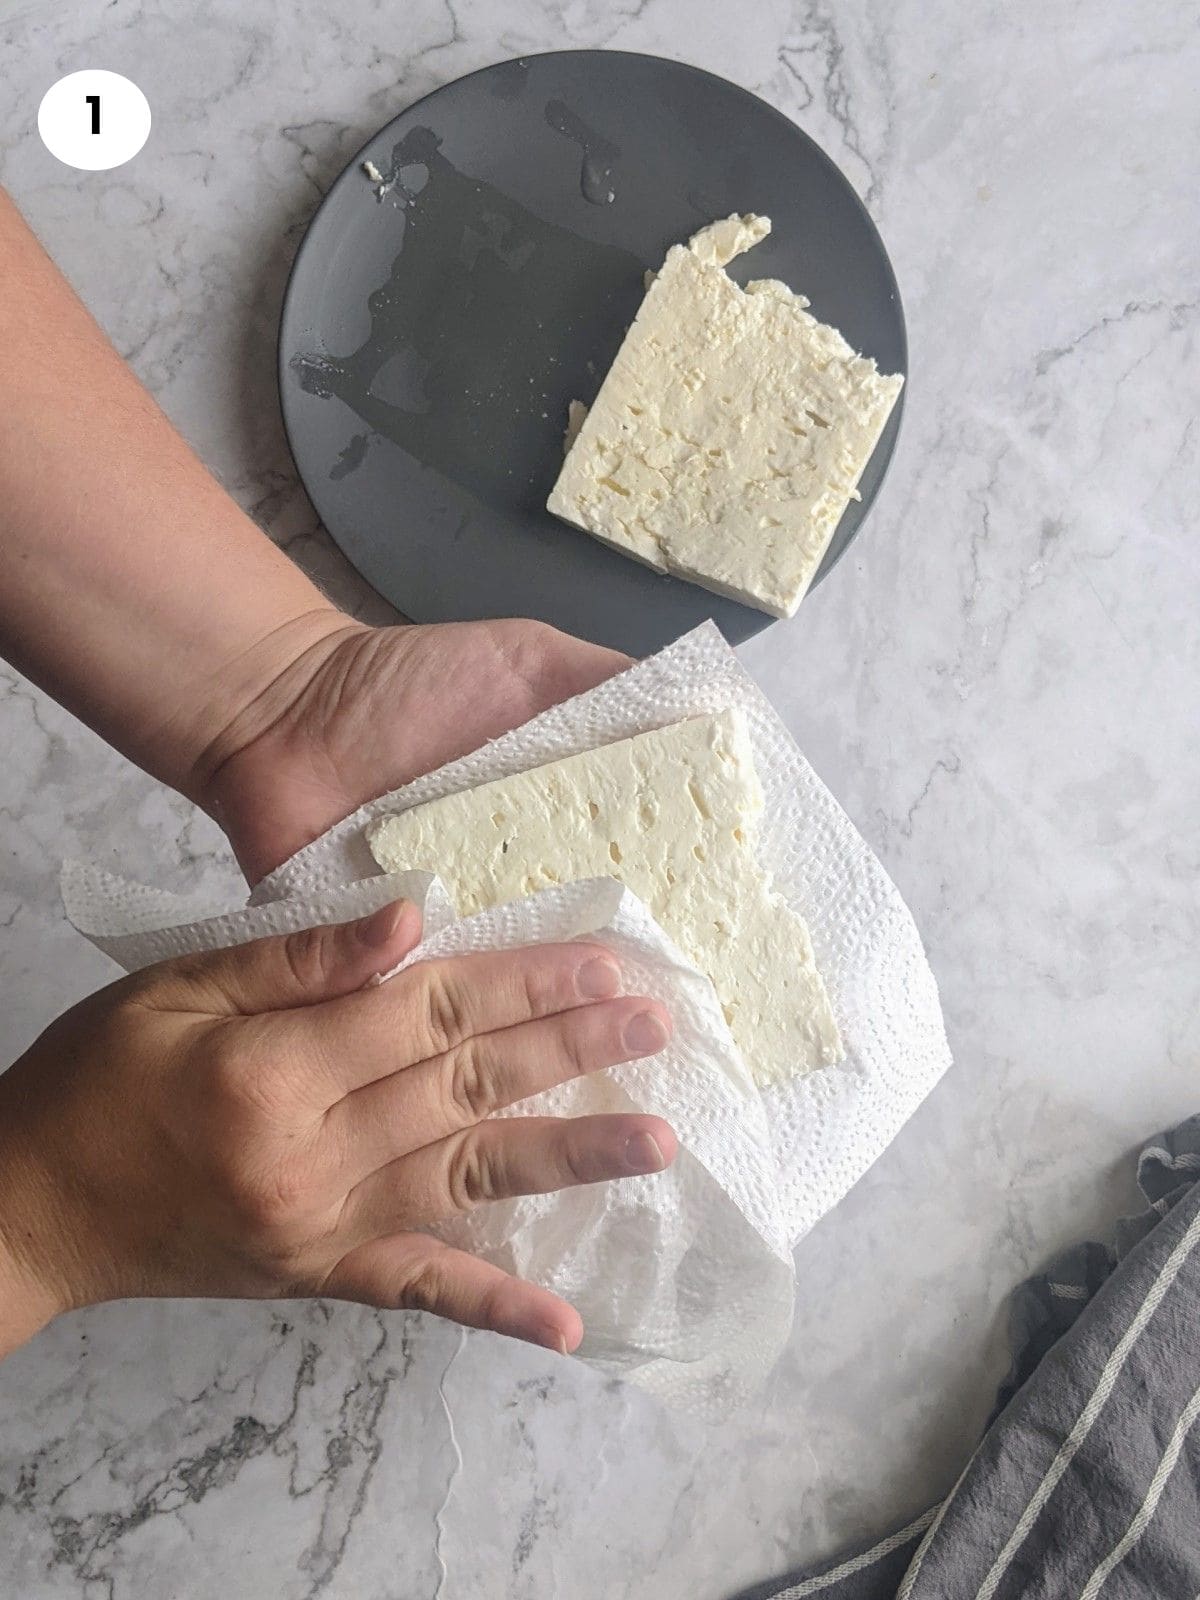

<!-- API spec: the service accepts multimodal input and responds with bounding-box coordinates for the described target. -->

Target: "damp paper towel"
[62,621,951,1416]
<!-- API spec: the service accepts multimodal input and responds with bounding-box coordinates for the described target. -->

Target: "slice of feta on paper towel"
[367,708,843,1085]
[547,215,904,618]
[62,622,949,1416]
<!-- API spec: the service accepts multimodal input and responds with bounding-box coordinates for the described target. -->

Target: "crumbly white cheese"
[366,710,842,1084]
[546,214,904,618]
[562,398,589,456]
[688,212,772,267]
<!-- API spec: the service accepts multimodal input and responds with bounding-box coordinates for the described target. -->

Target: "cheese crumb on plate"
[366,709,842,1086]
[546,215,903,619]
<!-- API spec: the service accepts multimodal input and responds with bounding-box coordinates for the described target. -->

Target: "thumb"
[149,900,423,1017]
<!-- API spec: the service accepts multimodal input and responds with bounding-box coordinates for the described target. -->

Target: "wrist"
[181,605,369,810]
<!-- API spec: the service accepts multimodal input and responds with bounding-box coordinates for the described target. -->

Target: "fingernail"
[576,955,621,1000]
[624,1131,667,1174]
[357,901,408,949]
[623,1010,669,1055]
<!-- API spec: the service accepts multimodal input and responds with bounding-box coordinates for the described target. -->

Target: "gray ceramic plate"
[278,50,906,655]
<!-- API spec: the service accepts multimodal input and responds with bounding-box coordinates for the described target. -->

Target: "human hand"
[0,902,674,1359]
[195,615,630,885]
[0,192,625,882]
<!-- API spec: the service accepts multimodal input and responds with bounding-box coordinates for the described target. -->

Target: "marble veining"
[0,0,1197,1595]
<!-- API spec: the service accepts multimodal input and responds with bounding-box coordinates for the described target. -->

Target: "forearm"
[0,1117,68,1360]
[0,186,347,801]
[0,1261,55,1361]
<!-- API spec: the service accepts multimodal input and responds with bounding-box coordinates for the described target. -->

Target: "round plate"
[278,50,906,655]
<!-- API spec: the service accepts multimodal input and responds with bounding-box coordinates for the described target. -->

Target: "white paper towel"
[61,621,951,1414]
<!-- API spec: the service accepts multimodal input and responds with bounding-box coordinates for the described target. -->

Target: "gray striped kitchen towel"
[736,1117,1200,1600]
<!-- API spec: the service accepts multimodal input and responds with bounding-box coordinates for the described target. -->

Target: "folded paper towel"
[62,622,951,1415]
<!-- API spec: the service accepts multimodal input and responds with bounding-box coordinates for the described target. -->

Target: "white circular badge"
[38,71,151,171]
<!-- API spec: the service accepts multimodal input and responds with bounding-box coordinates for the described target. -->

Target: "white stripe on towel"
[973,1201,1200,1600]
[779,1507,939,1598]
[1140,1147,1200,1173]
[1076,1379,1200,1600]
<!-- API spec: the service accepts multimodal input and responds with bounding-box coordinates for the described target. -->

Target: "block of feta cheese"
[366,709,842,1084]
[546,214,903,618]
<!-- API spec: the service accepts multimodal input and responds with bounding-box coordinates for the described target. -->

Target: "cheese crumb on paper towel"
[546,214,903,618]
[367,709,842,1085]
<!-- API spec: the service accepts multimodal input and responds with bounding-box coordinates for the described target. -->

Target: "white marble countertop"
[1,1,1196,1595]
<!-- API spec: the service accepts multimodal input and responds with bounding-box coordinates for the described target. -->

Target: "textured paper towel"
[61,621,951,1412]
[61,864,796,1411]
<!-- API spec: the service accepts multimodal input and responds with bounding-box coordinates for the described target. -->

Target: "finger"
[344,1114,678,1238]
[142,900,423,1018]
[301,939,628,1095]
[323,1233,583,1353]
[534,626,632,697]
[327,998,672,1185]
